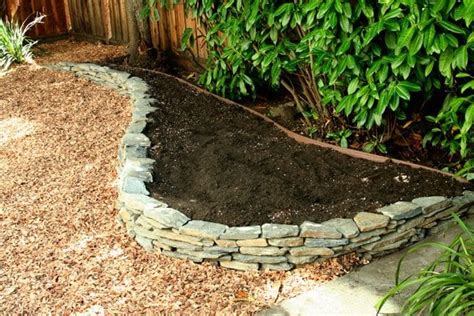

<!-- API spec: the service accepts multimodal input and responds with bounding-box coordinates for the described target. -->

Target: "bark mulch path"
[0,64,363,314]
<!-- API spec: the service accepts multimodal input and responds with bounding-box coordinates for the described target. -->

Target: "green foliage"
[158,0,474,177]
[327,129,352,148]
[376,214,474,315]
[0,14,44,71]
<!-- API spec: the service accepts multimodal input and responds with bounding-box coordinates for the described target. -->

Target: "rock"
[152,240,172,251]
[220,226,261,240]
[232,253,287,264]
[261,223,299,238]
[344,236,381,251]
[135,235,154,251]
[286,254,318,265]
[350,228,387,243]
[397,216,424,232]
[204,246,239,253]
[135,216,153,229]
[118,208,134,222]
[236,239,268,247]
[144,206,189,229]
[322,218,360,238]
[300,222,342,238]
[120,193,165,212]
[179,220,228,239]
[126,120,148,134]
[162,250,203,263]
[239,247,288,256]
[122,133,151,148]
[268,237,304,247]
[220,261,259,271]
[261,262,294,271]
[289,246,334,257]
[139,215,168,229]
[423,205,459,225]
[151,228,214,246]
[412,196,451,215]
[377,201,422,220]
[304,238,349,248]
[362,228,417,251]
[121,175,149,195]
[157,236,203,251]
[216,239,238,248]
[353,212,390,232]
[177,249,226,260]
[428,219,454,235]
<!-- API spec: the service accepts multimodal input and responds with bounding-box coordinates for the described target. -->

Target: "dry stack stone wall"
[49,63,474,271]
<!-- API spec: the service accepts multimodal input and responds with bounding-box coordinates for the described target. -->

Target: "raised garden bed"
[50,62,474,272]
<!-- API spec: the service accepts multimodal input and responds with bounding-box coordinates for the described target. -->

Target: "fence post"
[102,0,112,42]
[63,0,72,32]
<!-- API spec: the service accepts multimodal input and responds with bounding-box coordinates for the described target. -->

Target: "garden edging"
[48,62,474,272]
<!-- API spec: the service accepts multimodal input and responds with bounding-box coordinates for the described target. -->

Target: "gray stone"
[305,238,349,248]
[349,228,387,243]
[180,220,228,239]
[120,193,165,211]
[362,228,417,251]
[177,249,226,260]
[139,215,168,229]
[232,253,288,264]
[152,240,172,251]
[289,247,334,257]
[377,202,422,220]
[121,144,147,160]
[118,208,135,223]
[412,196,451,215]
[220,226,261,240]
[322,218,360,238]
[240,247,288,256]
[423,205,459,225]
[162,250,203,263]
[135,235,154,251]
[262,224,299,238]
[121,176,149,195]
[216,239,238,248]
[236,239,268,247]
[286,254,318,265]
[220,261,259,271]
[428,219,455,235]
[123,133,151,147]
[370,238,410,253]
[150,228,213,246]
[397,216,424,232]
[204,246,239,253]
[268,237,304,247]
[354,212,390,232]
[135,216,153,230]
[300,222,342,239]
[133,226,158,240]
[344,236,382,251]
[126,120,148,134]
[144,206,189,229]
[157,237,203,251]
[261,263,294,271]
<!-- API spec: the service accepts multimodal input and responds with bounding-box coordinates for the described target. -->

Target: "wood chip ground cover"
[0,62,363,313]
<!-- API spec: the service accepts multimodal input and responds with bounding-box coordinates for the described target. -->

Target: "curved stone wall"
[49,63,474,271]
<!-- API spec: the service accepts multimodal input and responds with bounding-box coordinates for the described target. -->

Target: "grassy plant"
[0,14,45,70]
[376,214,474,315]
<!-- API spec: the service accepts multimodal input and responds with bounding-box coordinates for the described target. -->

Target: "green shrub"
[376,214,474,315]
[0,14,45,71]
[157,0,474,176]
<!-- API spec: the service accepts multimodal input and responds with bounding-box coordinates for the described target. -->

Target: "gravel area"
[0,46,363,314]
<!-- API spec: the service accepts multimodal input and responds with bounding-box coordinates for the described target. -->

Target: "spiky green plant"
[376,214,474,315]
[0,14,45,70]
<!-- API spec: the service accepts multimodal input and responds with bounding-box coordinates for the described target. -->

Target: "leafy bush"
[0,14,45,70]
[376,214,474,315]
[158,0,474,176]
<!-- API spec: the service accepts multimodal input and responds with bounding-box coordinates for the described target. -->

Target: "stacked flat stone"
[48,62,474,271]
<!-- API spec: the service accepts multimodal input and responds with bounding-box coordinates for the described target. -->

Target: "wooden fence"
[4,0,68,37]
[3,0,207,59]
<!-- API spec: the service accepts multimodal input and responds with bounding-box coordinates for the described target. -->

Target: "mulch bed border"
[49,62,474,272]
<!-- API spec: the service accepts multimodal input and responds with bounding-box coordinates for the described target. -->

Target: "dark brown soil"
[123,68,471,226]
